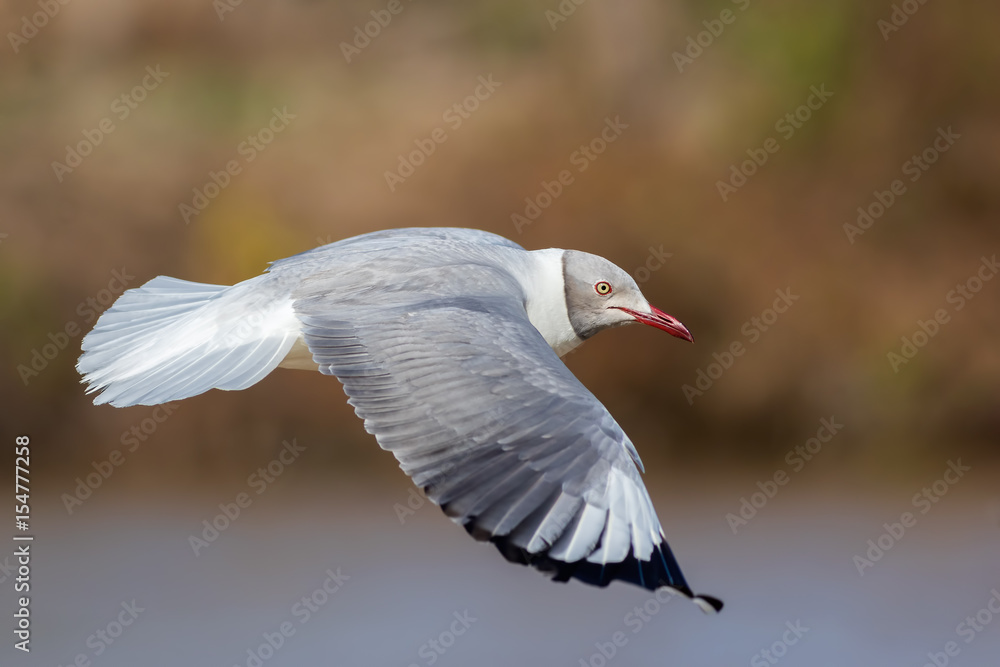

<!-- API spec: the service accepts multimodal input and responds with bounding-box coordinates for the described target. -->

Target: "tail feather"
[78,274,302,407]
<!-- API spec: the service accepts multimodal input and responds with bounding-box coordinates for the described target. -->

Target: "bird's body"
[78,227,721,612]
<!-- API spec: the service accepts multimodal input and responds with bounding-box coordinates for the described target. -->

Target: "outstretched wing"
[290,253,721,612]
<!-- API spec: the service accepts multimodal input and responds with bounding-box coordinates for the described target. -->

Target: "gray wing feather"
[285,239,720,608]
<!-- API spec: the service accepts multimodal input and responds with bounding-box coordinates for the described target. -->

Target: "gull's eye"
[594,281,613,296]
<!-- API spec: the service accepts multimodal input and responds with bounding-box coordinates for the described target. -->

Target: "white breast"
[519,249,583,357]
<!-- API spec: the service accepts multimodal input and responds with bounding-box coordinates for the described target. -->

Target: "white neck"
[518,249,583,357]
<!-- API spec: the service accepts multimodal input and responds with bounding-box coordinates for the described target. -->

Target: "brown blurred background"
[1,1,999,665]
[3,0,999,478]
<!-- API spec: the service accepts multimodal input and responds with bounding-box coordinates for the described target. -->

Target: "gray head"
[562,250,693,342]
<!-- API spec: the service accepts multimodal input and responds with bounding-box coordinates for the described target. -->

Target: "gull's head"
[562,250,693,342]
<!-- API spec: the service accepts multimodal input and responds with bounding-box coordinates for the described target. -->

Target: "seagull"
[77,227,722,613]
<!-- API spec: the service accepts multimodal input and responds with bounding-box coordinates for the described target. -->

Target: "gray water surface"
[8,471,1000,667]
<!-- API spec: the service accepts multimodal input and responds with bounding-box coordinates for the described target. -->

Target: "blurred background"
[1,0,998,665]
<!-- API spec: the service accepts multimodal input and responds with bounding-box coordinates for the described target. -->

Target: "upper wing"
[290,253,721,611]
[77,228,521,407]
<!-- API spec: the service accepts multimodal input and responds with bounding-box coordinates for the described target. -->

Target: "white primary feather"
[586,470,632,565]
[547,502,607,562]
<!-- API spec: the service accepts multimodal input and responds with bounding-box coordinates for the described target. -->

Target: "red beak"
[613,305,694,342]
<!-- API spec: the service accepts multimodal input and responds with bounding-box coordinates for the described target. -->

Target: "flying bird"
[77,227,722,613]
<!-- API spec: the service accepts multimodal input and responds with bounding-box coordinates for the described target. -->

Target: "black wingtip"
[486,532,724,613]
[661,582,724,614]
[689,593,724,614]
